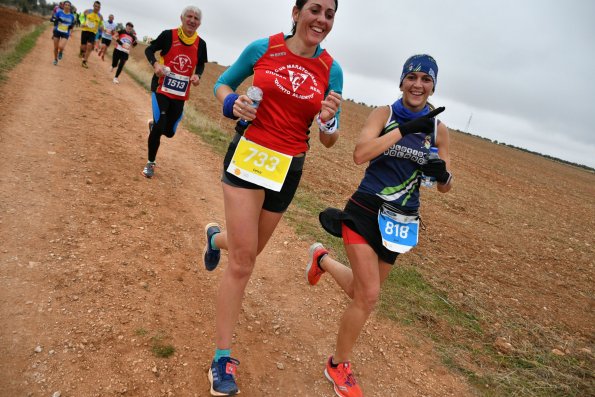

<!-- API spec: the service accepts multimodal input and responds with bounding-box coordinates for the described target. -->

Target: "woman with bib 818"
[305,54,452,396]
[203,0,343,395]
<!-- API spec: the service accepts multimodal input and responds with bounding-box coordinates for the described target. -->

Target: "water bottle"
[238,86,263,127]
[421,146,439,188]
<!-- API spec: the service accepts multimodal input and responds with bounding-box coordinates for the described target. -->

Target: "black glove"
[398,107,445,136]
[421,158,451,184]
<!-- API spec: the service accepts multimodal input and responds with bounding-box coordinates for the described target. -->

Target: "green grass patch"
[135,327,175,358]
[0,23,47,84]
[150,332,175,358]
[378,265,482,334]
[183,106,230,155]
[151,343,175,358]
[486,339,594,397]
[120,55,151,92]
[283,185,349,263]
[473,352,592,397]
[135,327,148,336]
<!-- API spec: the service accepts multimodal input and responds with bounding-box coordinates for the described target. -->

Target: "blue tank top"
[356,99,437,210]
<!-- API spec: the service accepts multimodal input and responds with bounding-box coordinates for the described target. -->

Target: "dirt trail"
[0,27,475,396]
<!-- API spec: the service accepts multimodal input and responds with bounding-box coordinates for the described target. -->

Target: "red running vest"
[246,32,333,156]
[157,29,199,101]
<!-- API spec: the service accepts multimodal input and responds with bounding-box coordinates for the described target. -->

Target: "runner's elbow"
[353,148,368,165]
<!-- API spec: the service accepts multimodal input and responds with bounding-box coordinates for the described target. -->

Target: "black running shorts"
[221,134,305,213]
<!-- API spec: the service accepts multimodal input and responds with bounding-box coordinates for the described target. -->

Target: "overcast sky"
[88,0,595,168]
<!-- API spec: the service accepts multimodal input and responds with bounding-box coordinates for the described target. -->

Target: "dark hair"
[291,0,338,35]
[126,22,134,27]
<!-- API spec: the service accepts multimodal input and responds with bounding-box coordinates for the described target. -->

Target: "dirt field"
[0,6,45,49]
[0,9,593,397]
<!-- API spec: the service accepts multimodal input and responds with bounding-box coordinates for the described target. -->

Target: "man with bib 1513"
[142,6,207,178]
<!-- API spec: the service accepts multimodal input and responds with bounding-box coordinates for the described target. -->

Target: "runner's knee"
[354,286,380,311]
[228,260,256,280]
[227,249,257,278]
[151,121,175,139]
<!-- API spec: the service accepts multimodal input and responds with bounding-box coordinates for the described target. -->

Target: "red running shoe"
[305,242,328,285]
[324,356,363,397]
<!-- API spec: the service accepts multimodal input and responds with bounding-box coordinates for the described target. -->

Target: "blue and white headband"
[399,54,438,92]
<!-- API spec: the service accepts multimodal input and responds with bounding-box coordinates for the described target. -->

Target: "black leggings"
[148,92,185,162]
[111,48,129,77]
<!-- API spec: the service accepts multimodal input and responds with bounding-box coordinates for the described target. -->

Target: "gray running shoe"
[142,162,156,178]
[203,223,221,271]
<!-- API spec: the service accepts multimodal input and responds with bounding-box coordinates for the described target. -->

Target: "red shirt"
[157,29,199,101]
[115,32,135,54]
[246,33,333,156]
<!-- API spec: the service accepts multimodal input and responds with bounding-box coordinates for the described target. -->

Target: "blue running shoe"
[208,357,240,396]
[58,51,63,60]
[204,223,221,271]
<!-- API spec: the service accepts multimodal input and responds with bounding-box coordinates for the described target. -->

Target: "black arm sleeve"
[194,38,208,76]
[144,30,172,66]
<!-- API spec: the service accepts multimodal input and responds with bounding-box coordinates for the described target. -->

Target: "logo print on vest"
[288,70,309,92]
[171,54,193,73]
